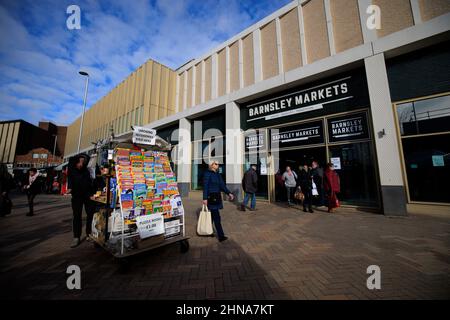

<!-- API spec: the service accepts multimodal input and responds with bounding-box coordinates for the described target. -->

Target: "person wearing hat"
[240,164,258,212]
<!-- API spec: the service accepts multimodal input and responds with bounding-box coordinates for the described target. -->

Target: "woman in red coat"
[324,163,340,213]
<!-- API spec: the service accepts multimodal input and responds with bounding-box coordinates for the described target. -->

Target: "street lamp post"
[52,134,58,164]
[77,71,90,154]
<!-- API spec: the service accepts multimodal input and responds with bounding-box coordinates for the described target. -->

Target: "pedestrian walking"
[23,168,42,216]
[324,162,341,213]
[310,160,324,207]
[240,164,258,212]
[282,166,297,205]
[203,160,234,242]
[299,164,314,213]
[67,154,95,248]
[0,164,14,217]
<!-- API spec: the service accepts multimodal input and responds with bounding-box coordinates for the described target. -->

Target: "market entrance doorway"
[272,147,327,202]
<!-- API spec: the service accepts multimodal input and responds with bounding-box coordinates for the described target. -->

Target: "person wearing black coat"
[240,164,258,212]
[23,168,43,216]
[0,164,15,217]
[67,154,95,248]
[310,160,324,207]
[298,164,314,213]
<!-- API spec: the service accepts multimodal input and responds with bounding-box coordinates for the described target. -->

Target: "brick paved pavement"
[0,192,449,300]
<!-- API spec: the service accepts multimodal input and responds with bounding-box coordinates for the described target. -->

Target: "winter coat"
[68,154,94,198]
[324,169,340,194]
[68,167,94,198]
[242,168,258,194]
[203,169,231,210]
[299,169,313,192]
[310,167,324,190]
[24,174,43,195]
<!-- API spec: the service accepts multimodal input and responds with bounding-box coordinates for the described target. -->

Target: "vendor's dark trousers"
[27,193,36,215]
[210,209,225,239]
[72,196,94,239]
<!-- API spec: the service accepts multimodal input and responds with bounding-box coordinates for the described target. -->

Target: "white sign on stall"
[132,126,156,145]
[330,157,341,170]
[135,214,164,239]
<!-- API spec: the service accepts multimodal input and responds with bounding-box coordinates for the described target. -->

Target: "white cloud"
[0,0,291,126]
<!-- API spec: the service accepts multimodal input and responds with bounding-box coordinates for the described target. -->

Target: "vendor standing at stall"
[66,154,95,248]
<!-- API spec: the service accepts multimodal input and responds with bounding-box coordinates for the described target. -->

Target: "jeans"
[210,208,225,239]
[72,196,95,239]
[242,192,256,209]
[286,186,295,203]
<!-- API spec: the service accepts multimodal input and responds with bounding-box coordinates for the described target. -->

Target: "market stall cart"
[88,129,189,269]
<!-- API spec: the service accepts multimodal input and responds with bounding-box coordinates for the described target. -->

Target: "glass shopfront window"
[256,110,380,208]
[328,142,378,207]
[244,151,269,200]
[191,135,226,191]
[396,93,450,204]
[244,129,269,200]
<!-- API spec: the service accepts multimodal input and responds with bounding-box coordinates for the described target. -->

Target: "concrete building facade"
[64,0,450,215]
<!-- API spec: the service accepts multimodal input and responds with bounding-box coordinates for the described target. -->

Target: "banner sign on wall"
[245,77,353,123]
[270,120,324,149]
[327,112,369,143]
[245,130,266,152]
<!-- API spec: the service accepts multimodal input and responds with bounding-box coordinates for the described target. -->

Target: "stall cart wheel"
[180,239,190,253]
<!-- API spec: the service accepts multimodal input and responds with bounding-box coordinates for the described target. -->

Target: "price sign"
[135,214,164,239]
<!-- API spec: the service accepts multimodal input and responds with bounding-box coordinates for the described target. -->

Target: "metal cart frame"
[89,133,190,267]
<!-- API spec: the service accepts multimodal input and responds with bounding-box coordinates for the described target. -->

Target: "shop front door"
[272,147,327,202]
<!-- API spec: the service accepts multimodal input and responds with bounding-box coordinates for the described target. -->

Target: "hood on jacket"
[68,153,91,172]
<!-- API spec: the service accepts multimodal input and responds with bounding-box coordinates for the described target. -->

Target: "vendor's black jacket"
[68,167,94,198]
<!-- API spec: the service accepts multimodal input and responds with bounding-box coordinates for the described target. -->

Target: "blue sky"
[0,0,291,126]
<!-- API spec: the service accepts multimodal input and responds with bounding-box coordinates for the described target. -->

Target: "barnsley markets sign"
[245,77,353,123]
[132,126,156,145]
